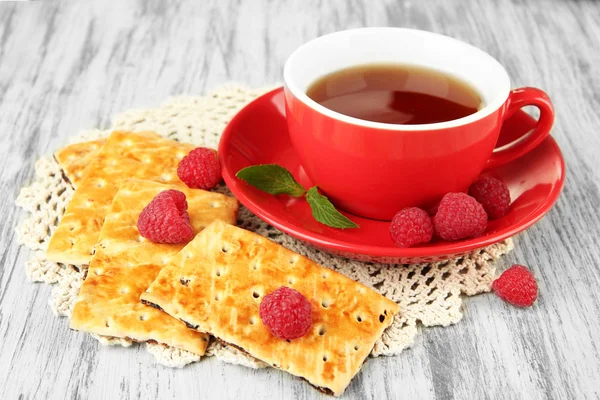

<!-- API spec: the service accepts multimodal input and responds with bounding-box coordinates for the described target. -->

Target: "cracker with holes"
[47,131,198,265]
[141,220,399,396]
[70,179,238,355]
[54,132,161,188]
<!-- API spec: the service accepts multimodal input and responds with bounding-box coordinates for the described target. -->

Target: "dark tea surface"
[306,64,482,125]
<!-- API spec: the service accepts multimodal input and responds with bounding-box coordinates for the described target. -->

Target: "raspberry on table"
[492,265,538,307]
[389,207,433,248]
[433,192,488,241]
[177,147,222,190]
[259,286,312,340]
[137,189,195,244]
[468,176,511,219]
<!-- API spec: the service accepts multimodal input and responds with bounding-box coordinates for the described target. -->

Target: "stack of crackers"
[48,131,399,396]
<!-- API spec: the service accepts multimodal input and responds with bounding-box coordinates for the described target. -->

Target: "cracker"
[54,139,106,187]
[54,133,161,188]
[70,179,238,355]
[47,131,198,265]
[141,220,399,396]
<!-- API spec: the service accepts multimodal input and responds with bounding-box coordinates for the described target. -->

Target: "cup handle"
[486,87,554,170]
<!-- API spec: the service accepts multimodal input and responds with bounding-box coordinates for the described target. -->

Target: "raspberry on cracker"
[260,286,312,340]
[469,176,511,219]
[137,189,195,244]
[434,192,488,241]
[177,147,222,190]
[389,207,433,248]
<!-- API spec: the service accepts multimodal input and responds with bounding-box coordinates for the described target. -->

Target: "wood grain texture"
[1,0,599,399]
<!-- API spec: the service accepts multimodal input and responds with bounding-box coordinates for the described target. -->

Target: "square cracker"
[70,179,238,355]
[47,131,198,265]
[141,220,399,395]
[54,133,160,188]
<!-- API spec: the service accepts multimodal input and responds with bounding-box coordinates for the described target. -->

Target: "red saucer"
[219,88,565,264]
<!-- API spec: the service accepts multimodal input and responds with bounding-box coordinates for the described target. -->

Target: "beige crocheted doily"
[15,84,513,369]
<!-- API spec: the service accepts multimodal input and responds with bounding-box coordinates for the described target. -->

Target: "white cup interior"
[284,28,511,130]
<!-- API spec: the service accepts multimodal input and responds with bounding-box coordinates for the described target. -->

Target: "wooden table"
[1,1,598,399]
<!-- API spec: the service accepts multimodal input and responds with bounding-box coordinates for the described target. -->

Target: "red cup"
[283,28,554,221]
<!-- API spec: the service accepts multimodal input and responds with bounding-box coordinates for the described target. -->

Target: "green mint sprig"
[236,164,359,229]
[236,164,306,197]
[306,187,359,229]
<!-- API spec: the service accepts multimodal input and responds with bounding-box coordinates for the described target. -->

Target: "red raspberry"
[468,176,511,219]
[433,192,488,241]
[137,190,194,244]
[389,207,433,248]
[259,287,312,340]
[492,265,538,307]
[177,147,221,190]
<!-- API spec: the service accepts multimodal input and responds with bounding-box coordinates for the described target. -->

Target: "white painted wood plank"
[1,0,599,399]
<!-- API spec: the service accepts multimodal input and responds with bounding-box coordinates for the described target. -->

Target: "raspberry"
[177,147,222,190]
[433,192,487,241]
[389,207,434,248]
[259,287,312,340]
[468,176,511,219]
[137,190,194,244]
[492,265,538,307]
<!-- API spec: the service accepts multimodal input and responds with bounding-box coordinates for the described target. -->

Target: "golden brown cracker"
[47,131,198,265]
[70,179,238,355]
[55,139,106,187]
[142,220,399,395]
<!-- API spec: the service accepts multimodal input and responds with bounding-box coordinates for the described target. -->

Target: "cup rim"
[283,27,511,131]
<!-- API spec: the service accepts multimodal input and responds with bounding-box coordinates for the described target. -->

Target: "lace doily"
[15,84,513,369]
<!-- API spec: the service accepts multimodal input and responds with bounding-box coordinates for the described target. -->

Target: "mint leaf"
[236,164,306,197]
[306,187,359,229]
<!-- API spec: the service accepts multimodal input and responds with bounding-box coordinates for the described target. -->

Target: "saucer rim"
[219,87,566,259]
